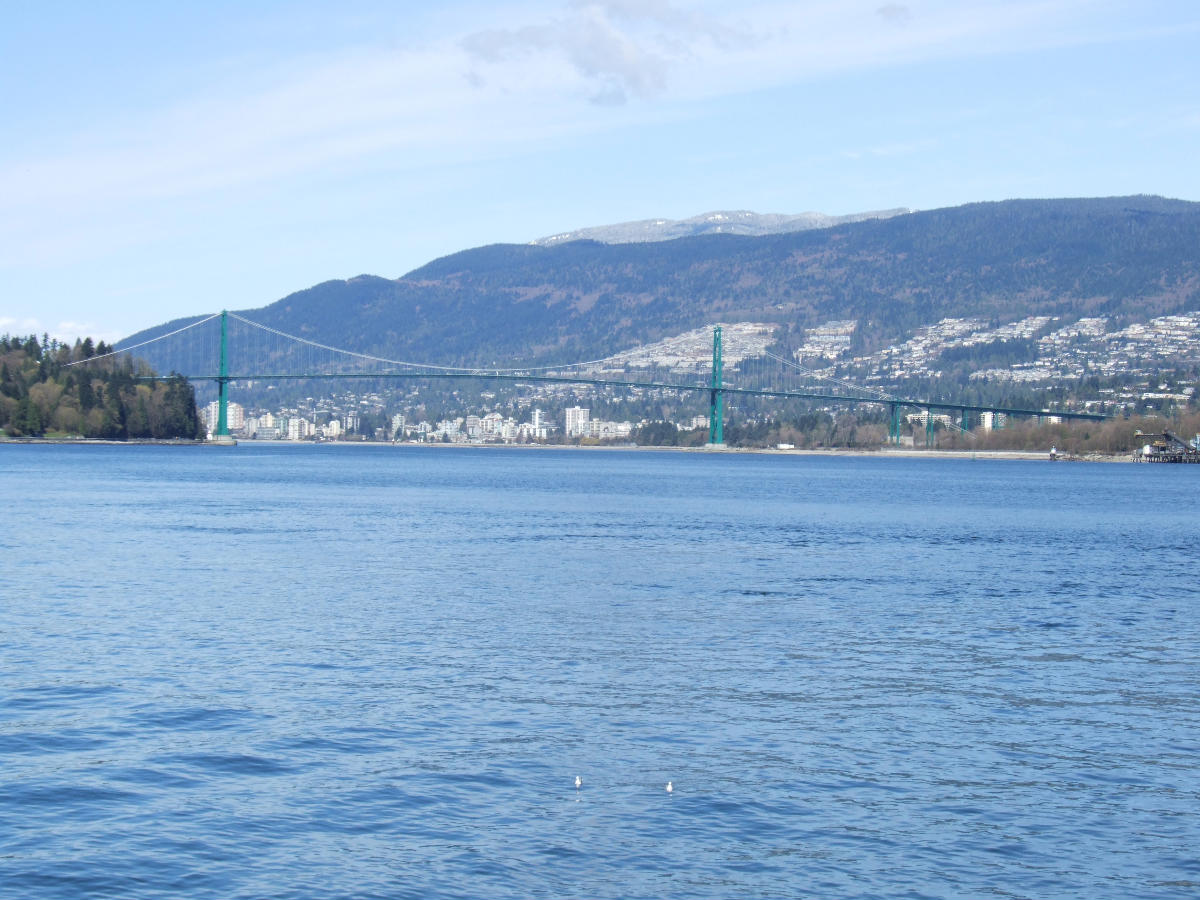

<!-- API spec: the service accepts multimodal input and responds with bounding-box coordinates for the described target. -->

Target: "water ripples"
[2,445,1198,898]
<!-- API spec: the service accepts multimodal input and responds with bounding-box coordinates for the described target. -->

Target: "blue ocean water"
[1,443,1197,899]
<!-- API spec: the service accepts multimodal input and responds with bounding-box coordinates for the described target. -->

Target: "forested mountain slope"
[122,196,1200,373]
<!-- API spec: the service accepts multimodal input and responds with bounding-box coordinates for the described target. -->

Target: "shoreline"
[0,437,209,446]
[1,436,1129,462]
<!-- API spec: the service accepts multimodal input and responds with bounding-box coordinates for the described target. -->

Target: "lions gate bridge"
[89,310,1107,445]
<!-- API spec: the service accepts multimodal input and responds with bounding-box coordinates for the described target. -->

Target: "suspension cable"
[66,313,222,367]
[762,350,898,401]
[228,312,631,375]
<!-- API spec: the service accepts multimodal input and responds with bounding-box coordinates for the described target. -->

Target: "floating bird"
[575,775,582,790]
[666,781,673,794]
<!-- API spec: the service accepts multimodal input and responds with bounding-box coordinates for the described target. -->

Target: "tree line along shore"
[1,335,203,440]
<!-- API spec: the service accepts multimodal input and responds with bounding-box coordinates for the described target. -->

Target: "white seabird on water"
[666,781,673,794]
[575,775,582,790]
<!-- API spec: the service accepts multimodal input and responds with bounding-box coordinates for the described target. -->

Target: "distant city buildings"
[206,395,650,446]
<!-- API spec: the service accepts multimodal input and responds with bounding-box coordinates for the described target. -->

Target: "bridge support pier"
[889,402,901,445]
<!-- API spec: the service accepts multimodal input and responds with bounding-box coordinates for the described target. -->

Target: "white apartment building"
[905,411,953,428]
[287,418,312,441]
[565,406,590,437]
[589,419,634,439]
[203,401,245,433]
[480,412,504,436]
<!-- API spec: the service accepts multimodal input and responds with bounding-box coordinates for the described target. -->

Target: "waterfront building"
[565,406,590,437]
[287,418,312,441]
[905,411,953,428]
[203,401,245,434]
[589,419,634,439]
[481,412,504,436]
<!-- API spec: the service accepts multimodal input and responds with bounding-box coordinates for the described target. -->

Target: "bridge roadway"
[168,369,1110,423]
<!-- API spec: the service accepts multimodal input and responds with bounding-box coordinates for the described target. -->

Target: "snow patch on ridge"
[533,208,913,246]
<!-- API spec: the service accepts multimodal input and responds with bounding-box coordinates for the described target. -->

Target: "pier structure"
[1132,431,1200,463]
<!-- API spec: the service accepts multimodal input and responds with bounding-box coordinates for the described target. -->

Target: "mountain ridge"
[530,207,915,246]
[121,196,1200,397]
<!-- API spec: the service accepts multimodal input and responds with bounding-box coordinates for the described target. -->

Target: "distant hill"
[530,208,913,245]
[122,196,1200,384]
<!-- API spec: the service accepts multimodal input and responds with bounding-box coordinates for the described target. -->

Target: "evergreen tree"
[0,362,17,400]
[12,396,44,436]
[78,377,95,411]
[161,375,202,438]
[126,394,151,438]
[99,393,126,439]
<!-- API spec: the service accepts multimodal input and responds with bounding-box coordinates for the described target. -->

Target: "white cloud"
[460,1,1163,106]
[876,4,912,27]
[0,0,1186,269]
[0,317,43,335]
[0,39,617,265]
[0,316,119,344]
[55,321,126,345]
[462,0,753,104]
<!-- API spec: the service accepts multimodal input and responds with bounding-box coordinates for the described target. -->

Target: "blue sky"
[2,1,1198,343]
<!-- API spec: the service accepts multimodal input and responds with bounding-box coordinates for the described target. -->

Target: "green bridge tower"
[708,325,725,447]
[211,310,236,445]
